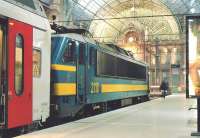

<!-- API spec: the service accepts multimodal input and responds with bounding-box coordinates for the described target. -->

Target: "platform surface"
[18,94,198,138]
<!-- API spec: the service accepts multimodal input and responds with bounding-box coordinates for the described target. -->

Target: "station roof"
[67,0,200,43]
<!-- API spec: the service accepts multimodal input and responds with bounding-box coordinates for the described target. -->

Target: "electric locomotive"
[50,27,149,118]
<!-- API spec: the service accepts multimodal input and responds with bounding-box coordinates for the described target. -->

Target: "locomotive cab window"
[15,34,24,96]
[33,49,41,77]
[62,40,75,64]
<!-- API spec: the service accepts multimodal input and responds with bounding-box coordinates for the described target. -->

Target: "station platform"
[18,94,198,138]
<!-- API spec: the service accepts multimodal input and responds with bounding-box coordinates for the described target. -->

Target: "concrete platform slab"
[17,94,198,138]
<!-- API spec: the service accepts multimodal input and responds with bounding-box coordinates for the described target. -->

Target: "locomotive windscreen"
[13,0,36,9]
[97,52,146,80]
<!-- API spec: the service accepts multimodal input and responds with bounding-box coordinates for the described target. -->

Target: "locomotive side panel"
[86,45,148,104]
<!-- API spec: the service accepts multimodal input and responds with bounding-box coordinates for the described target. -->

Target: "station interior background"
[39,0,200,95]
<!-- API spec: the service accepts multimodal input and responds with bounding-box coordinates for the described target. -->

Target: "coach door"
[7,19,33,128]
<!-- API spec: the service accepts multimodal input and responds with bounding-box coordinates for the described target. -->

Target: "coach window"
[15,34,24,96]
[33,49,41,77]
[62,40,75,64]
[0,26,3,94]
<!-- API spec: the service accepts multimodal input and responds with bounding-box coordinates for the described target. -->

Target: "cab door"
[77,43,87,103]
[7,19,33,128]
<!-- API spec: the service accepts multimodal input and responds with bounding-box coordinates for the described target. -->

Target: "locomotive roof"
[52,33,147,66]
[52,33,96,45]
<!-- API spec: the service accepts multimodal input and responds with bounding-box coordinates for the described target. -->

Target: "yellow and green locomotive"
[51,29,149,118]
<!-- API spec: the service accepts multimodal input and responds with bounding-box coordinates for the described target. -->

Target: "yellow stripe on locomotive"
[54,83,76,96]
[102,84,148,93]
[51,64,76,72]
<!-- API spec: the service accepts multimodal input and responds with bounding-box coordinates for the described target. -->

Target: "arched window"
[15,34,24,95]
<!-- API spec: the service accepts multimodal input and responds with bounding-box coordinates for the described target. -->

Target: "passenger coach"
[0,0,51,131]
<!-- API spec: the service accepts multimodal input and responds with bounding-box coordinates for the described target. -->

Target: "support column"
[191,97,200,136]
[155,38,160,85]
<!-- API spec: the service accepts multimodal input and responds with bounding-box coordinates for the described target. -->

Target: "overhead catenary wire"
[50,13,200,23]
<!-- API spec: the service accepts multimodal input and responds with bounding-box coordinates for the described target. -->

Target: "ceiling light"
[128,37,134,43]
[190,8,195,13]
